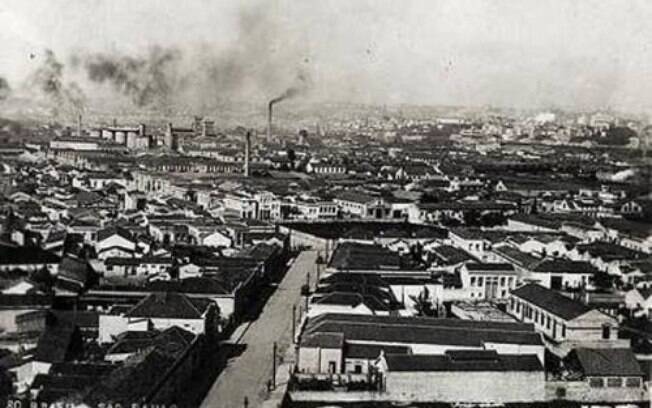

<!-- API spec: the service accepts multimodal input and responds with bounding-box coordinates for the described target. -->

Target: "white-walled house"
[508,284,621,355]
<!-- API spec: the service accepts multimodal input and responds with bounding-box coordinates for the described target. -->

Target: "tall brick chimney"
[244,131,251,177]
[77,114,82,137]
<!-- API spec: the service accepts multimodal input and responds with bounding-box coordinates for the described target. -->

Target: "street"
[200,250,318,408]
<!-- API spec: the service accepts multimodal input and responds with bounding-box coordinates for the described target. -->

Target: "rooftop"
[511,283,592,320]
[384,350,542,372]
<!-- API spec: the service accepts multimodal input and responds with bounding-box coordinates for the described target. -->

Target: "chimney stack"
[244,131,251,178]
[138,124,146,138]
[267,102,273,144]
[77,114,83,137]
[165,123,173,148]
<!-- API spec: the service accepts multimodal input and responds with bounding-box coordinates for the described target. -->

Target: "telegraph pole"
[292,304,296,343]
[272,341,277,389]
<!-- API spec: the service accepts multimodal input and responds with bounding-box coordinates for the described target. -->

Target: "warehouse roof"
[384,350,542,372]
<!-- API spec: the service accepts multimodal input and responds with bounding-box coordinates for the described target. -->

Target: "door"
[551,276,563,290]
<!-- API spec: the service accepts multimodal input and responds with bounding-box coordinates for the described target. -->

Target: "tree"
[286,148,296,169]
[592,272,617,290]
[409,287,437,317]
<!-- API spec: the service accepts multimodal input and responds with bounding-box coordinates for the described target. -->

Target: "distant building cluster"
[0,109,649,407]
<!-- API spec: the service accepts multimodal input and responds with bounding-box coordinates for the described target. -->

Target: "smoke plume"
[0,77,10,101]
[28,49,86,119]
[84,47,181,108]
[76,4,312,113]
[270,72,311,106]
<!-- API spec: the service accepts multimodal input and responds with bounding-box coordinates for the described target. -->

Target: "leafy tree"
[409,287,437,317]
[592,272,617,290]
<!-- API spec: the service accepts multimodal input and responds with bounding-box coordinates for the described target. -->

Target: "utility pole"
[272,341,277,389]
[292,304,296,343]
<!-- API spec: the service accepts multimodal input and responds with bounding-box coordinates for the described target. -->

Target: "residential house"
[508,284,621,355]
[550,348,647,403]
[624,287,652,318]
[527,260,597,290]
[95,226,138,260]
[460,262,518,301]
[98,292,218,343]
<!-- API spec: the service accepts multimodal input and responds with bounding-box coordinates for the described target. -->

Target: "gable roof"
[532,260,598,275]
[511,283,592,320]
[573,348,643,377]
[96,226,134,243]
[302,313,542,348]
[125,292,211,319]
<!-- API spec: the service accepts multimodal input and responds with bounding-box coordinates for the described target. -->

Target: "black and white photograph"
[0,1,650,407]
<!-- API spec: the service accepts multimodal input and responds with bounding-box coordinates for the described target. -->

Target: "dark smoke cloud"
[84,47,181,108]
[270,71,311,106]
[0,77,10,101]
[76,4,312,113]
[28,49,86,119]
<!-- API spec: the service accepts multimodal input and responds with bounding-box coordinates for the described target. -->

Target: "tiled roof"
[328,242,401,271]
[511,283,591,320]
[573,348,643,377]
[532,260,598,275]
[302,313,542,348]
[465,262,515,272]
[430,245,477,265]
[384,350,542,372]
[125,292,210,319]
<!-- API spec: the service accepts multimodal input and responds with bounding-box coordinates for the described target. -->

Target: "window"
[561,324,566,338]
[602,324,611,340]
[510,298,514,310]
[477,277,484,286]
[500,277,506,286]
[607,378,622,388]
[328,361,337,374]
[589,378,604,388]
[516,301,521,313]
[534,310,538,321]
[546,315,551,329]
[508,277,514,287]
[354,364,363,374]
[470,277,476,286]
[626,377,641,388]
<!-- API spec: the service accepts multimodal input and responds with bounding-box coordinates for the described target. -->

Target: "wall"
[297,347,343,374]
[384,370,545,403]
[98,314,129,343]
[546,379,648,403]
[148,317,205,335]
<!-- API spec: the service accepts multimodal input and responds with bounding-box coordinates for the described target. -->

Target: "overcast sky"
[0,0,650,112]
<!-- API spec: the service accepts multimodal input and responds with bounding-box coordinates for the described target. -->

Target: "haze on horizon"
[0,0,651,114]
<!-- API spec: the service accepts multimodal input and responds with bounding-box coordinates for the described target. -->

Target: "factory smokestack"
[267,102,273,144]
[77,114,83,137]
[244,131,252,178]
[267,85,303,144]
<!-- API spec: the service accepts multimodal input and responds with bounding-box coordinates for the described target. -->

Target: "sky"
[0,0,651,112]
